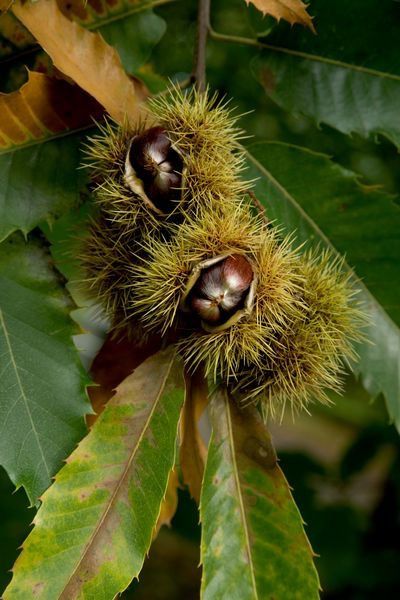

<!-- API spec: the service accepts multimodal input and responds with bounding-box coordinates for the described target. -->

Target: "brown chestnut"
[190,254,254,325]
[126,126,183,214]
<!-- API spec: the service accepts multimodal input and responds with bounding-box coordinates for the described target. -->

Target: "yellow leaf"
[245,0,315,32]
[0,71,103,151]
[0,0,13,14]
[153,468,180,538]
[12,0,148,126]
[180,368,209,503]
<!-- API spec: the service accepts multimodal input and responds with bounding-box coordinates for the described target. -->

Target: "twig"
[192,0,211,92]
[248,190,269,225]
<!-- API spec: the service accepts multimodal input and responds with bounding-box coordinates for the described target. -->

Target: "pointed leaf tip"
[200,388,320,599]
[245,0,315,32]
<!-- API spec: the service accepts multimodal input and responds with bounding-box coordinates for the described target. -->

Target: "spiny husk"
[83,87,250,235]
[83,118,161,232]
[79,215,147,339]
[132,200,305,381]
[81,88,365,419]
[81,87,252,337]
[230,249,365,419]
[147,86,250,207]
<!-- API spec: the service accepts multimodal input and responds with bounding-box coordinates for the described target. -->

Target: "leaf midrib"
[0,308,51,477]
[245,145,399,335]
[260,41,400,82]
[59,351,175,597]
[224,393,259,600]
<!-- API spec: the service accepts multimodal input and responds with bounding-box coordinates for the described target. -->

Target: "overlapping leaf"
[245,0,315,31]
[0,10,34,59]
[12,0,147,125]
[0,0,13,13]
[246,141,400,429]
[1,0,167,74]
[253,0,400,148]
[0,233,91,504]
[180,369,208,503]
[200,388,320,599]
[5,347,184,598]
[0,71,102,241]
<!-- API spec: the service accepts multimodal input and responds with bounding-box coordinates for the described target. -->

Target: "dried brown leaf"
[245,0,315,32]
[0,70,103,151]
[12,0,148,126]
[0,0,13,14]
[180,368,209,503]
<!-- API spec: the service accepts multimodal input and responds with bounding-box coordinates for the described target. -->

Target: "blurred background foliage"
[1,0,399,597]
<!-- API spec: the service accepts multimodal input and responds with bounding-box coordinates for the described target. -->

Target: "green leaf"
[5,346,184,599]
[98,10,166,76]
[200,388,320,599]
[0,233,90,504]
[0,0,166,241]
[0,135,87,242]
[253,0,400,147]
[0,71,103,242]
[246,141,400,429]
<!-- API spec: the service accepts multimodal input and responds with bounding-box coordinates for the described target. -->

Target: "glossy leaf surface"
[253,0,400,148]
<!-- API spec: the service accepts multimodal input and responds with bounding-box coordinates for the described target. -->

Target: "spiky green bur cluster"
[81,87,364,417]
[80,88,248,334]
[147,89,248,207]
[134,203,362,415]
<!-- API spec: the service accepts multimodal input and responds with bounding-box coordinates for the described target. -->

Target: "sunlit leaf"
[0,233,91,504]
[245,0,315,32]
[5,347,185,598]
[12,0,147,126]
[246,141,400,430]
[200,388,320,599]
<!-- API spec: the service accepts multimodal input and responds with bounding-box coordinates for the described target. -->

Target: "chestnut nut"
[127,126,183,213]
[190,254,254,325]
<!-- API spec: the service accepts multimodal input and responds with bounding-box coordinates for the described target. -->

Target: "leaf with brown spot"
[12,0,148,126]
[180,368,209,503]
[200,388,320,599]
[5,347,185,599]
[245,0,315,32]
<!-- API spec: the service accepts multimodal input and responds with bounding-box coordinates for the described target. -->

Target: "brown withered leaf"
[0,70,103,150]
[12,0,148,126]
[245,0,315,32]
[0,0,13,13]
[180,368,209,503]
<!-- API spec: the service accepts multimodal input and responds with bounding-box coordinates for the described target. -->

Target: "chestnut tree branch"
[193,0,211,92]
